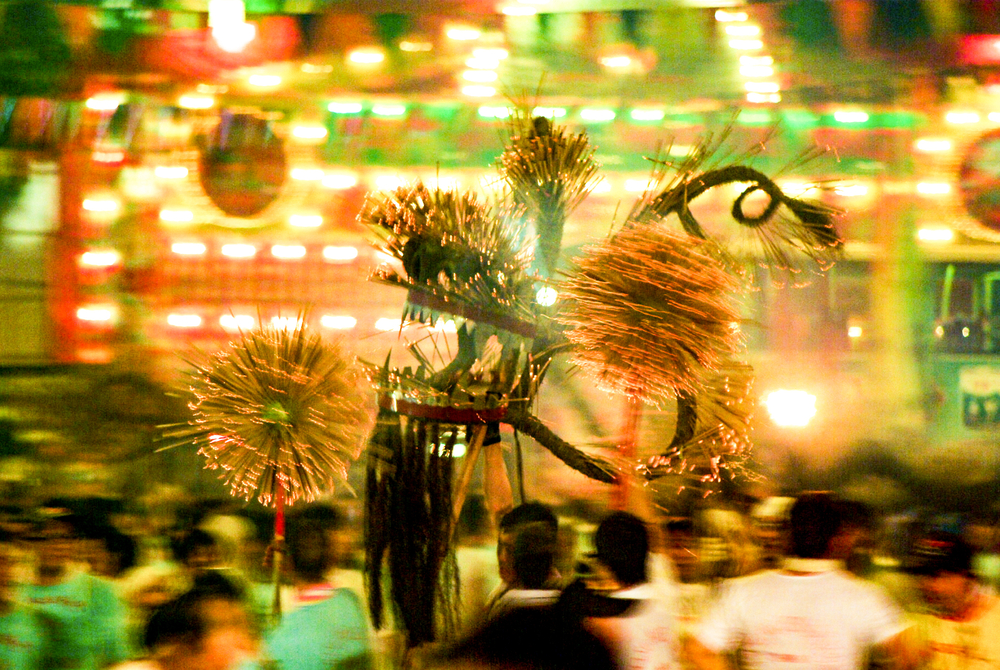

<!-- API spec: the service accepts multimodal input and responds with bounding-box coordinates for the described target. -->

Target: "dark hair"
[295,503,345,531]
[593,512,648,586]
[174,529,218,564]
[286,514,333,583]
[500,502,558,534]
[458,494,490,538]
[789,492,842,559]
[102,529,138,576]
[906,531,974,576]
[512,525,556,589]
[143,580,243,652]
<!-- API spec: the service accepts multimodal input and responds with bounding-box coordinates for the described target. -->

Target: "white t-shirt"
[589,582,681,670]
[695,564,906,670]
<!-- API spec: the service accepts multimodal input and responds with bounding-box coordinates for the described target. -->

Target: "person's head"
[592,511,649,588]
[28,514,80,576]
[458,494,490,544]
[286,510,338,584]
[788,492,842,560]
[175,529,221,574]
[831,500,876,573]
[144,578,257,670]
[512,524,556,590]
[908,531,976,617]
[664,518,699,583]
[498,503,558,584]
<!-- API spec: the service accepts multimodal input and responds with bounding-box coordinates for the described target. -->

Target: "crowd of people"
[1,488,1000,670]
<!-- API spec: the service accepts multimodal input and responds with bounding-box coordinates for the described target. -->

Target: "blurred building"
[1,0,1000,499]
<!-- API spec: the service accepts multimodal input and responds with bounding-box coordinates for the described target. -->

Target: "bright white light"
[328,102,363,114]
[431,176,461,190]
[536,286,558,306]
[321,315,357,329]
[220,314,255,329]
[729,39,764,50]
[600,55,632,68]
[178,95,215,110]
[740,55,773,66]
[630,109,665,122]
[92,150,125,164]
[248,74,281,87]
[80,250,121,267]
[289,214,323,228]
[290,168,325,181]
[323,246,359,262]
[172,242,207,255]
[271,244,306,259]
[834,184,869,197]
[726,25,761,37]
[446,27,481,40]
[462,86,496,97]
[467,56,500,69]
[917,227,955,242]
[746,93,781,104]
[915,138,953,152]
[213,22,256,53]
[322,173,358,189]
[848,326,863,339]
[834,110,869,123]
[348,48,385,64]
[916,182,951,195]
[168,313,202,328]
[375,175,404,191]
[473,48,508,60]
[77,306,115,322]
[764,390,817,427]
[478,105,513,119]
[271,316,303,330]
[463,69,498,83]
[580,108,616,122]
[208,0,244,27]
[292,125,328,140]
[155,166,189,179]
[451,442,468,459]
[740,65,774,77]
[221,244,256,258]
[371,104,407,117]
[591,177,612,193]
[715,9,748,22]
[533,107,567,118]
[375,318,403,331]
[85,94,125,111]
[160,209,194,223]
[432,319,458,333]
[745,81,780,93]
[83,198,119,213]
[946,111,980,124]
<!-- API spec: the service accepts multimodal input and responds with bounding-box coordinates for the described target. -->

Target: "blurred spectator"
[908,530,1000,668]
[23,511,131,669]
[110,574,259,670]
[563,511,681,670]
[686,492,913,670]
[486,502,560,615]
[260,507,374,670]
[490,523,561,617]
[0,528,66,669]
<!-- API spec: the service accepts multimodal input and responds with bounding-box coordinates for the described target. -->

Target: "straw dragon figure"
[360,108,842,647]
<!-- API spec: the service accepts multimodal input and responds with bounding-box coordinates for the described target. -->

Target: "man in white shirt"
[686,492,915,670]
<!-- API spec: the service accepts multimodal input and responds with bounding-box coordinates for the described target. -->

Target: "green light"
[737,109,772,126]
[781,109,818,130]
